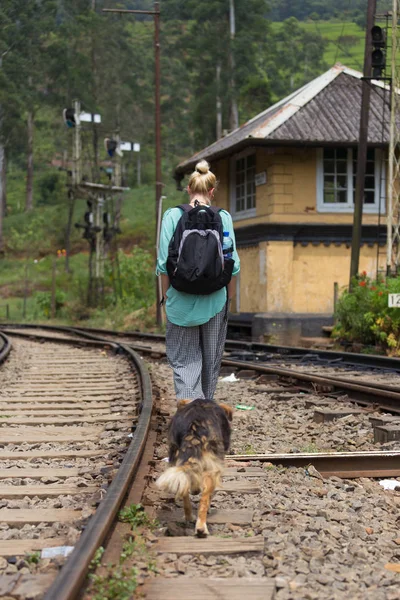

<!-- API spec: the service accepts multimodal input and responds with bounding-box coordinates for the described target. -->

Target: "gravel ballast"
[146,359,400,600]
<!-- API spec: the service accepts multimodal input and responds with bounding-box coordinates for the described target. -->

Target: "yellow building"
[174,64,390,341]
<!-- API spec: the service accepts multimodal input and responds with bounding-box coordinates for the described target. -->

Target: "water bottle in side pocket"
[222,231,233,260]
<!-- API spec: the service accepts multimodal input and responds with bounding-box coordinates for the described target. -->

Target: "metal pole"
[154,1,163,327]
[102,3,162,327]
[349,0,377,288]
[51,257,57,320]
[23,263,28,319]
[94,196,104,306]
[216,62,222,140]
[228,0,239,131]
[156,195,165,326]
[387,0,399,274]
[73,100,82,186]
[114,131,122,187]
[137,152,141,186]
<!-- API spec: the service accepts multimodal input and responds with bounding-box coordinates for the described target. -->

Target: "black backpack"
[166,204,234,295]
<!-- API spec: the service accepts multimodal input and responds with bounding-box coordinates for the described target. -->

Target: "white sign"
[120,142,141,152]
[80,112,101,123]
[388,294,400,307]
[255,171,267,186]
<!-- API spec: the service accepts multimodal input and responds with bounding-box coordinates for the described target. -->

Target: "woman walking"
[157,160,240,402]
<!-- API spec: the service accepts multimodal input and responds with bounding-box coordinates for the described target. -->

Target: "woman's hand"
[227,278,236,300]
[161,274,170,300]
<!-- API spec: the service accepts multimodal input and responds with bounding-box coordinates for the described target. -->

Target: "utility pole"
[216,62,222,139]
[228,0,239,131]
[387,0,400,274]
[103,3,163,327]
[349,0,377,287]
[137,151,141,186]
[94,195,104,305]
[114,131,122,187]
[72,100,82,186]
[0,144,4,254]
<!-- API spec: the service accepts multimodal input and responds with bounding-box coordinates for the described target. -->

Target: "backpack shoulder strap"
[177,204,222,214]
[176,204,192,212]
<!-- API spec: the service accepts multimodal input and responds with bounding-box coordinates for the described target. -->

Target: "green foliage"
[334,272,400,355]
[106,248,155,311]
[298,19,365,71]
[6,214,55,254]
[25,551,41,565]
[90,566,138,600]
[268,0,391,23]
[119,503,157,530]
[36,171,66,206]
[35,290,66,318]
[4,205,73,254]
[89,546,104,571]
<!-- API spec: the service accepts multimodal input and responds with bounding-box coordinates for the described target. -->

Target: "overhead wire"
[333,0,354,66]
[312,14,363,71]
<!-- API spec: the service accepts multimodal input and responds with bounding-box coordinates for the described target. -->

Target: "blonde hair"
[188,160,217,197]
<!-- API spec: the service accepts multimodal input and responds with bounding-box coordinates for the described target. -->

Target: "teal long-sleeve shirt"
[156,207,240,327]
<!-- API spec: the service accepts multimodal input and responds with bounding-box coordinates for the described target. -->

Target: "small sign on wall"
[255,171,267,186]
[388,294,400,307]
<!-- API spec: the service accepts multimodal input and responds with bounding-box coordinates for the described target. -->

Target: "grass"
[271,19,365,72]
[0,182,183,329]
[299,442,321,453]
[301,20,364,70]
[241,443,258,455]
[90,565,139,600]
[86,504,158,600]
[118,503,158,530]
[25,551,41,565]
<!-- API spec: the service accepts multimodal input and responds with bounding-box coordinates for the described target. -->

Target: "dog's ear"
[219,403,233,422]
[177,399,191,411]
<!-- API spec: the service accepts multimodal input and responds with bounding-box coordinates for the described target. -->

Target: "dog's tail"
[156,453,223,499]
[156,464,199,498]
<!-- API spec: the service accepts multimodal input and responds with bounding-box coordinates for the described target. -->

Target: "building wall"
[291,243,386,313]
[212,147,386,315]
[233,244,268,313]
[212,148,384,226]
[236,240,386,314]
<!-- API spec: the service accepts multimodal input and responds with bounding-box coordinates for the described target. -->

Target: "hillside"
[271,19,365,72]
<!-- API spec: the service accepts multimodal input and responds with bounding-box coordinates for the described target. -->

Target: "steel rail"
[221,358,400,413]
[229,450,400,478]
[2,322,400,371]
[0,326,153,600]
[50,327,400,412]
[49,325,400,372]
[4,325,400,411]
[44,342,153,600]
[0,331,12,365]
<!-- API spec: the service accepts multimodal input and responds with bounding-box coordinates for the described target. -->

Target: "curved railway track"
[3,322,400,372]
[0,325,400,599]
[0,328,152,600]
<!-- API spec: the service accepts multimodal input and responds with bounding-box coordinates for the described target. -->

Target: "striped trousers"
[166,307,228,400]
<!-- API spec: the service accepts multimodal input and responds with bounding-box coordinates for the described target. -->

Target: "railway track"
[0,325,400,599]
[0,328,152,600]
[3,322,400,373]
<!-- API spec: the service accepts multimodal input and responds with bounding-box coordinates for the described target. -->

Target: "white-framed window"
[230,150,256,219]
[316,147,385,213]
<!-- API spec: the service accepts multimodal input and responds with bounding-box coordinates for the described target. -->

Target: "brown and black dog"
[156,398,233,537]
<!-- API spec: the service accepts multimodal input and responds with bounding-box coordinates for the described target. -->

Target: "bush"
[105,247,156,311]
[333,272,400,355]
[35,290,66,318]
[36,171,66,206]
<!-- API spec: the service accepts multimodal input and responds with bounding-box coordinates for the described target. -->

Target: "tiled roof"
[175,64,397,176]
